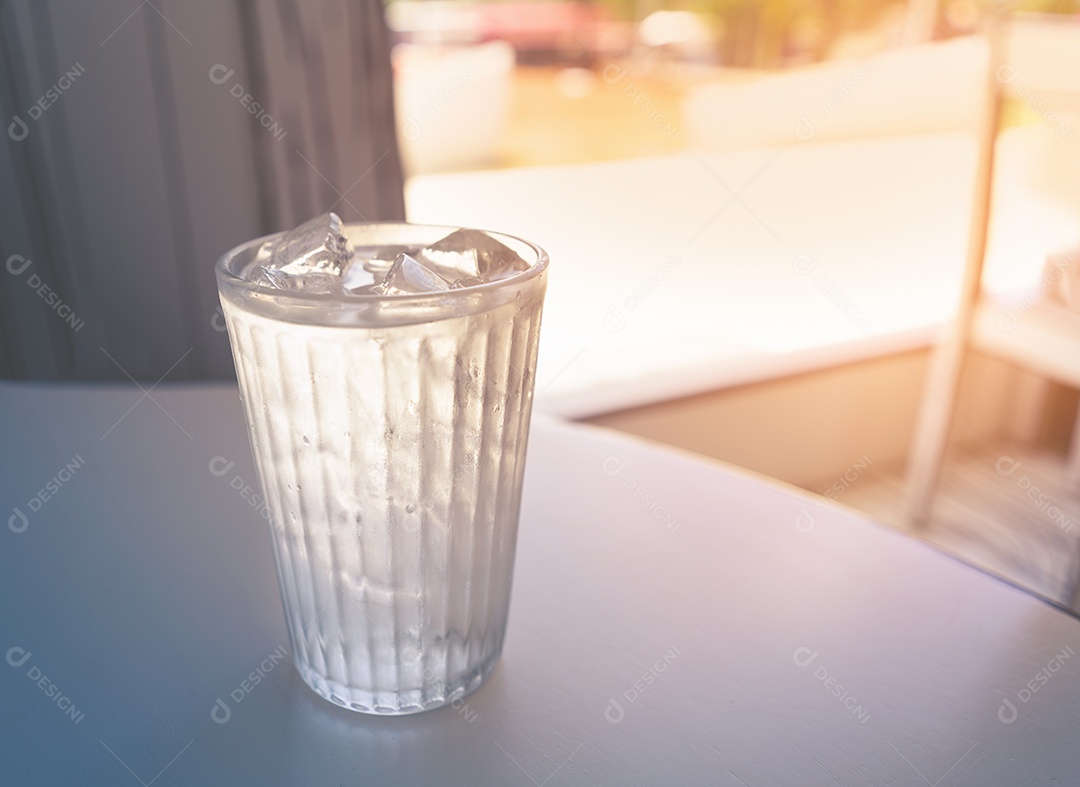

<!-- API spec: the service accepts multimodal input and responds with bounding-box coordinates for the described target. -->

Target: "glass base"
[295,651,500,715]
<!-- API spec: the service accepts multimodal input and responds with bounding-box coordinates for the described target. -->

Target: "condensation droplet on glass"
[406,503,416,514]
[302,435,310,445]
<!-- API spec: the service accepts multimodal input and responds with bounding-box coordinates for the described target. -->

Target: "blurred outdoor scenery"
[387,0,1079,172]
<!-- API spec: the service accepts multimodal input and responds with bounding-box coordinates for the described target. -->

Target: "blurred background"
[388,0,1075,172]
[3,0,1080,613]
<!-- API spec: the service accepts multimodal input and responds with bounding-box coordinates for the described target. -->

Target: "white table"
[408,130,1080,418]
[2,382,1078,785]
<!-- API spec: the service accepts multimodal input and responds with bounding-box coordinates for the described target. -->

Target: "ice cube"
[250,266,341,293]
[416,229,529,280]
[450,276,486,289]
[248,212,352,290]
[352,244,417,275]
[341,259,377,293]
[372,253,452,295]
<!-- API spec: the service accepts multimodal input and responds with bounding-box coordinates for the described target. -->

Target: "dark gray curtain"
[0,0,406,380]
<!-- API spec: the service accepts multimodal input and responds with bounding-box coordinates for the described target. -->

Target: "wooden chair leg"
[1065,400,1080,488]
[1054,398,1079,613]
[1071,539,1080,614]
[906,23,1003,528]
[904,333,968,526]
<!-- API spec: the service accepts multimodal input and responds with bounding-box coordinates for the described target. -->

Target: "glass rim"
[215,220,549,305]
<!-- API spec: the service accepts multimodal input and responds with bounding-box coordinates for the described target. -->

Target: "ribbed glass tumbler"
[216,223,547,714]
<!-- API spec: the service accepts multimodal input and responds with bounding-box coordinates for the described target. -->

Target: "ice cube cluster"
[247,212,529,296]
